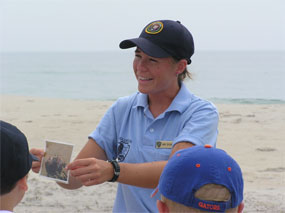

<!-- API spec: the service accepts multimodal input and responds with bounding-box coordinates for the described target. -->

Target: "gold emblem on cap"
[145,21,163,34]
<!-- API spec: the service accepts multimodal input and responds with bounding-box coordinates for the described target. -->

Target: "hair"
[194,184,231,202]
[178,67,192,82]
[161,184,238,213]
[172,58,192,85]
[0,181,17,195]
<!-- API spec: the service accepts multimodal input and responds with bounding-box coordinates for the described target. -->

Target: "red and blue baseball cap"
[152,145,243,212]
[119,20,194,64]
[0,120,39,186]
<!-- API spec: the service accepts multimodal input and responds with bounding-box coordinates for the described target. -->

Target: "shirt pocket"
[153,148,171,161]
[142,145,171,162]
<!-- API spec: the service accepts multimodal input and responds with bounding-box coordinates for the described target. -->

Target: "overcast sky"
[0,0,284,52]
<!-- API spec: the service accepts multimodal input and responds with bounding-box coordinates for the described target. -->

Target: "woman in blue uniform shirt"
[31,20,219,212]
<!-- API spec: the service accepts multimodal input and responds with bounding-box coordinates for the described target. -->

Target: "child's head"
[1,120,38,210]
[154,145,244,213]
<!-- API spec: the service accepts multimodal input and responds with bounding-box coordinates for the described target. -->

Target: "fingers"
[68,159,99,180]
[79,174,107,186]
[30,148,45,157]
[31,161,42,173]
[69,163,94,177]
[67,158,111,186]
[73,173,102,186]
[30,148,45,173]
[67,159,90,170]
[84,178,101,186]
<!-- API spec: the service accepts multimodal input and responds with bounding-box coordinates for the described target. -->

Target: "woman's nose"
[135,59,148,72]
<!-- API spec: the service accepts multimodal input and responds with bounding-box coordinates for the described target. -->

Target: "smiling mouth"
[138,76,153,81]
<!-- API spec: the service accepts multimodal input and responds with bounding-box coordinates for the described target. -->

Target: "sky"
[0,0,284,52]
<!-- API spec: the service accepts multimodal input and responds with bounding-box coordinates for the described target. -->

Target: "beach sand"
[1,95,284,212]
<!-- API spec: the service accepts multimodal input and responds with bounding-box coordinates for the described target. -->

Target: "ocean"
[1,51,284,104]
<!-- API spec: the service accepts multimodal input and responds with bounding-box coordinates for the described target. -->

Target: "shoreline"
[2,94,285,105]
[1,95,285,212]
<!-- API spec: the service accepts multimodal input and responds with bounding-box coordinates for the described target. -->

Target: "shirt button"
[150,128,154,133]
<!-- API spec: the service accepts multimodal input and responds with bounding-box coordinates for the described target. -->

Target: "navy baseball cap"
[152,145,244,212]
[120,20,194,64]
[0,120,39,186]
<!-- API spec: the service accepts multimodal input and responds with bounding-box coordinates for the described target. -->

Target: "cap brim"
[30,153,39,161]
[119,38,171,59]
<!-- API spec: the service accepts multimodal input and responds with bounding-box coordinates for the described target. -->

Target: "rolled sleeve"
[88,103,117,160]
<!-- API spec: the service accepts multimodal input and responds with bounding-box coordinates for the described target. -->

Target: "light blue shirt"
[89,83,219,212]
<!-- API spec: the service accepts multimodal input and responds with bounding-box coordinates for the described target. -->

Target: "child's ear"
[18,175,28,192]
[238,201,244,213]
[157,200,169,213]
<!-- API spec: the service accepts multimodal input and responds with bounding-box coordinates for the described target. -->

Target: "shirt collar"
[136,92,148,108]
[166,83,192,113]
[133,83,192,114]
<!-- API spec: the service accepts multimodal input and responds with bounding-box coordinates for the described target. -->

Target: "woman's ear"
[176,59,187,75]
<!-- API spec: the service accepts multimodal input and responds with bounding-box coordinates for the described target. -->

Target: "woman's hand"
[66,158,113,186]
[30,148,45,173]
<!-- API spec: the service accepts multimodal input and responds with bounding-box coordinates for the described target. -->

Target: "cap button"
[204,144,212,148]
[176,20,181,24]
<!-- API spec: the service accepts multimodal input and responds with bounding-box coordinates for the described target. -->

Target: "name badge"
[155,141,173,149]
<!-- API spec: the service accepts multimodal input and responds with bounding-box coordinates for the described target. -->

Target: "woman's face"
[133,48,180,96]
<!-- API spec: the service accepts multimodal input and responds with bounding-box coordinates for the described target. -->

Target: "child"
[153,145,244,212]
[0,121,38,212]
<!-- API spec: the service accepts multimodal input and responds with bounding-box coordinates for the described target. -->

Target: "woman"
[31,20,219,212]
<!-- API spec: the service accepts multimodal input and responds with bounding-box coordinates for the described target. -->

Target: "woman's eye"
[149,58,157,62]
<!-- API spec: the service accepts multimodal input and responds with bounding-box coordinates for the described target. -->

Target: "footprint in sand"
[233,118,242,123]
[256,147,276,152]
[260,167,285,172]
[246,114,255,117]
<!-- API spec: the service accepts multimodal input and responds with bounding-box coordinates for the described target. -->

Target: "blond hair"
[162,184,238,213]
